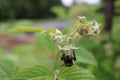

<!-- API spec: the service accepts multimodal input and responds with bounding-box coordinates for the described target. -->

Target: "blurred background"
[0,0,120,80]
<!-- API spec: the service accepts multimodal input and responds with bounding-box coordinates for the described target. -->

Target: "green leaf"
[35,33,56,53]
[48,28,56,34]
[0,59,15,80]
[48,28,62,35]
[8,27,44,33]
[76,47,97,66]
[12,65,53,80]
[58,66,96,80]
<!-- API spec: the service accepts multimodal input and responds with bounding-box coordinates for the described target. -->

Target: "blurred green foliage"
[0,0,62,19]
[51,6,68,19]
[0,2,120,80]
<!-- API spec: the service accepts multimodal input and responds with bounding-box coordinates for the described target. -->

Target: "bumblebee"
[61,49,76,67]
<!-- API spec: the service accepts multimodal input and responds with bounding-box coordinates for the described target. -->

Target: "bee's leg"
[73,60,76,64]
[61,53,65,60]
[61,52,65,66]
[73,50,76,61]
[60,63,65,67]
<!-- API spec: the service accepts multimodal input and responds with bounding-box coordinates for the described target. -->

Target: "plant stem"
[52,49,60,80]
[52,50,59,70]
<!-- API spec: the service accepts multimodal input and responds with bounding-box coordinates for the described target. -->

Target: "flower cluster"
[72,16,100,37]
[49,16,100,67]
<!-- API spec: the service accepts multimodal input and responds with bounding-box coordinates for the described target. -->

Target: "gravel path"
[32,20,68,30]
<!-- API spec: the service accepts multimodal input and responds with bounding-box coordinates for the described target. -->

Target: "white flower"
[90,21,100,34]
[53,35,63,45]
[76,16,87,23]
[56,29,62,35]
[60,44,79,50]
[50,29,63,45]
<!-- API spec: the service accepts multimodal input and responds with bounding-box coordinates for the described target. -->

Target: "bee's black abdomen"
[64,56,73,67]
[61,49,76,67]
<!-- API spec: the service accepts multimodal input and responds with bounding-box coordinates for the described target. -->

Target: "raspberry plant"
[8,16,100,80]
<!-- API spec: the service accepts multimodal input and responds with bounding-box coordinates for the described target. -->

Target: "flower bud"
[53,35,63,45]
[77,16,87,23]
[90,21,100,34]
[49,29,63,45]
[78,26,88,36]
